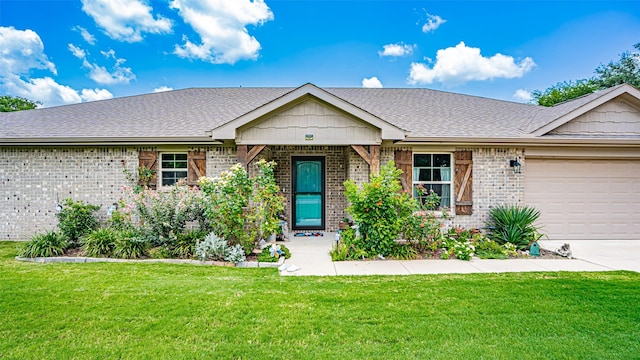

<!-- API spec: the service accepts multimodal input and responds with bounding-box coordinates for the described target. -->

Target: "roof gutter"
[397,136,640,147]
[0,136,223,146]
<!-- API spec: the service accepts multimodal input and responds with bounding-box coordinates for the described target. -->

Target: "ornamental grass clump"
[486,205,543,250]
[19,231,69,258]
[344,161,417,258]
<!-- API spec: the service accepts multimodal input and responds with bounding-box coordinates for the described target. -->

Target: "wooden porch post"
[237,144,267,171]
[351,145,381,175]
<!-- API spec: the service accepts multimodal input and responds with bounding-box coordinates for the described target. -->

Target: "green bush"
[344,161,417,257]
[474,238,508,259]
[113,230,149,259]
[56,198,100,244]
[391,244,418,260]
[486,205,543,250]
[19,231,69,258]
[82,228,117,257]
[330,224,369,261]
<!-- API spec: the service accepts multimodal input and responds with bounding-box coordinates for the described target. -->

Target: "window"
[412,153,452,209]
[160,153,188,186]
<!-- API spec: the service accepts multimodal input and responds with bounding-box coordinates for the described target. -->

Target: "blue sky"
[1,0,638,107]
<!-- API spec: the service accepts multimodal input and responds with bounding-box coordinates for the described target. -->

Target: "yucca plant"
[82,228,118,257]
[486,205,542,250]
[19,231,69,258]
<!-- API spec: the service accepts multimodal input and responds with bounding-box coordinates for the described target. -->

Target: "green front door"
[292,157,324,230]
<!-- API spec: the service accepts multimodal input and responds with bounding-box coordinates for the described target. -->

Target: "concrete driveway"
[539,240,640,272]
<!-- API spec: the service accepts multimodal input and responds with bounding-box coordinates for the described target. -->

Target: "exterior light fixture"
[509,158,522,174]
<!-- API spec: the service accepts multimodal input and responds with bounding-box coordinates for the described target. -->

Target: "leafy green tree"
[531,79,600,107]
[594,43,640,88]
[533,43,640,106]
[0,95,40,112]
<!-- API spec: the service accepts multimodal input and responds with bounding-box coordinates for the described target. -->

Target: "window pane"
[175,154,188,161]
[162,154,174,161]
[176,161,188,169]
[434,154,450,167]
[418,168,431,181]
[414,154,431,167]
[433,168,441,181]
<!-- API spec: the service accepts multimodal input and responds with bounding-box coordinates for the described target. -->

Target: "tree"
[533,43,640,106]
[531,79,600,107]
[0,95,40,112]
[594,43,640,88]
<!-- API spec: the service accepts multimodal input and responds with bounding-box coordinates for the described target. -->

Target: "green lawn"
[1,241,639,359]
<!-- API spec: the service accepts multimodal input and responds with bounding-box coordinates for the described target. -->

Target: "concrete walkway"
[279,233,640,276]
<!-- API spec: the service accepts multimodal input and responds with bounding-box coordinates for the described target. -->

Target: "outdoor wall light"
[509,158,522,174]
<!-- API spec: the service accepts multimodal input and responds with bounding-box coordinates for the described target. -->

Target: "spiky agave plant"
[486,205,542,250]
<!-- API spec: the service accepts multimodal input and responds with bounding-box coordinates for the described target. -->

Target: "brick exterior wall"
[0,147,139,240]
[1,144,525,239]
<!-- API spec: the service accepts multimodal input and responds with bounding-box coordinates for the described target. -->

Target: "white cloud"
[0,26,56,76]
[170,0,274,64]
[153,86,173,93]
[68,43,86,59]
[408,42,536,86]
[513,89,532,102]
[0,27,112,107]
[421,12,446,33]
[379,43,414,57]
[81,0,172,42]
[81,88,114,102]
[73,26,96,45]
[6,76,82,106]
[69,44,136,85]
[362,77,383,88]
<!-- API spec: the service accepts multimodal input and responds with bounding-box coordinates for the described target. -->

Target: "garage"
[524,158,640,240]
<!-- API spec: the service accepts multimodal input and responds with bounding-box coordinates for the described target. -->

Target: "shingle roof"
[1,83,637,143]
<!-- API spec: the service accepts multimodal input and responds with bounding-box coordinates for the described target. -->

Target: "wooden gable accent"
[394,150,412,193]
[187,150,206,186]
[454,150,473,215]
[138,150,158,190]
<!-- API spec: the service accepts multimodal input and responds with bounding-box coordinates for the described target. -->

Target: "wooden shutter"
[187,150,207,186]
[394,150,412,193]
[454,150,473,215]
[138,151,158,190]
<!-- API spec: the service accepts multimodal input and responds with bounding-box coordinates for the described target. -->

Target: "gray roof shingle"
[1,84,636,143]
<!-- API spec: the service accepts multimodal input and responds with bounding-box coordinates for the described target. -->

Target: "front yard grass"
[1,241,639,359]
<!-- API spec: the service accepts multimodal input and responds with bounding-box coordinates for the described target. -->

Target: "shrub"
[56,198,100,244]
[125,181,204,247]
[486,205,543,250]
[225,244,246,264]
[199,164,254,251]
[82,228,117,257]
[199,161,285,253]
[403,211,445,252]
[106,201,134,231]
[19,231,69,258]
[344,161,417,257]
[329,226,367,261]
[474,237,508,259]
[195,232,229,261]
[113,230,149,259]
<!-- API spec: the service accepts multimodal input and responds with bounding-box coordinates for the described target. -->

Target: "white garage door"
[525,158,640,240]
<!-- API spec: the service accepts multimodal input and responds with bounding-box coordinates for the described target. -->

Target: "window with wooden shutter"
[187,150,206,186]
[394,150,412,193]
[138,150,158,190]
[412,153,452,209]
[454,150,473,215]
